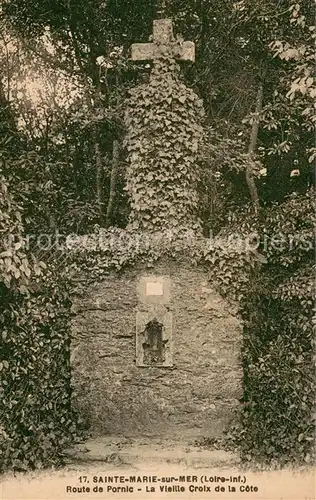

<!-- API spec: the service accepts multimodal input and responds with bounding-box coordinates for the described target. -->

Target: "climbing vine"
[0,178,80,471]
[124,42,204,232]
[67,225,256,305]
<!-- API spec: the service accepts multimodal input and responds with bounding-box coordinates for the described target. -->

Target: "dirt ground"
[1,437,315,500]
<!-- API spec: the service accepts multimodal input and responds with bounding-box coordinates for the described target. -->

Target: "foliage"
[240,293,314,466]
[235,189,315,465]
[270,3,316,129]
[199,125,265,233]
[2,0,315,229]
[66,223,257,292]
[0,176,38,290]
[0,178,79,471]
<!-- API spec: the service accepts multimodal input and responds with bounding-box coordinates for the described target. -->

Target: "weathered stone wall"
[71,260,243,439]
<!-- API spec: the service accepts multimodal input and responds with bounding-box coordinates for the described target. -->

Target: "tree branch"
[105,140,120,227]
[246,76,265,215]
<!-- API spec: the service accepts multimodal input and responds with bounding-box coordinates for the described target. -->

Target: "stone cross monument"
[124,19,203,231]
[71,18,242,441]
[131,19,195,62]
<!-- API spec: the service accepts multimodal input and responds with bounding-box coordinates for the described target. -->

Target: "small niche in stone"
[136,309,173,367]
[142,318,167,365]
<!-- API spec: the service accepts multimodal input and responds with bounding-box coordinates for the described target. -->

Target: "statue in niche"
[142,318,168,365]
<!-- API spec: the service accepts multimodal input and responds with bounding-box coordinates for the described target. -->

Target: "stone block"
[131,42,155,61]
[153,19,173,42]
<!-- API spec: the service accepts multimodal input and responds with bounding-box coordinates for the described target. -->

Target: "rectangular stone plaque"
[146,281,163,296]
[137,276,170,304]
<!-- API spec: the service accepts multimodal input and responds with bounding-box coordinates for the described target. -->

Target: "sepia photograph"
[0,1,315,499]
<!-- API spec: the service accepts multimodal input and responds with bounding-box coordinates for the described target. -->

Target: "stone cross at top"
[131,19,195,62]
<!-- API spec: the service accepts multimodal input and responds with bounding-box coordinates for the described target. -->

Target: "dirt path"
[1,437,314,500]
[64,437,240,470]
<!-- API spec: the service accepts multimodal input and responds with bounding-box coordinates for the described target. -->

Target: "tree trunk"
[105,140,120,227]
[90,61,105,226]
[95,135,104,225]
[246,81,264,215]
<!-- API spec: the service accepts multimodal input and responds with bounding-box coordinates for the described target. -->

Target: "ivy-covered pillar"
[124,19,205,232]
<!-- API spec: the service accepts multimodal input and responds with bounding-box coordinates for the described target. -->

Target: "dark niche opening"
[142,318,168,365]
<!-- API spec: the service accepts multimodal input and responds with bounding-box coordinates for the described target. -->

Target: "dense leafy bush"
[0,178,78,471]
[236,190,315,465]
[240,294,314,466]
